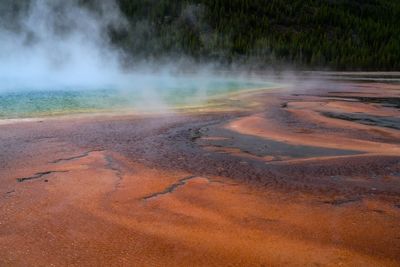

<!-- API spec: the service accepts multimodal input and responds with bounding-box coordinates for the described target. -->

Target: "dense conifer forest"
[3,0,400,70]
[112,0,400,70]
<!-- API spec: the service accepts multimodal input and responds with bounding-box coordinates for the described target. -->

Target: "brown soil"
[0,81,399,266]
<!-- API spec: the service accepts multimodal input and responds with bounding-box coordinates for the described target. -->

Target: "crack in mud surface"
[105,155,124,193]
[105,155,123,179]
[143,175,200,200]
[17,170,69,183]
[50,149,104,163]
[322,198,361,206]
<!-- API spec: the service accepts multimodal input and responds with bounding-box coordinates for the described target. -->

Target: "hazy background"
[0,0,264,91]
[0,0,370,118]
[0,0,279,117]
[0,0,130,90]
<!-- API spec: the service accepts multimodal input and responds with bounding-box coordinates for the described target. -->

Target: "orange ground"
[1,80,399,266]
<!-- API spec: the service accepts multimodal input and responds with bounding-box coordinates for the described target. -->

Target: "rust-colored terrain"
[1,80,400,266]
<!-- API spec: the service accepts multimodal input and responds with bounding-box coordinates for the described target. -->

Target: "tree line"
[111,0,400,70]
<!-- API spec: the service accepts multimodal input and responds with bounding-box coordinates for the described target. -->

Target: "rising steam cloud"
[0,0,127,90]
[0,0,222,112]
[0,0,293,114]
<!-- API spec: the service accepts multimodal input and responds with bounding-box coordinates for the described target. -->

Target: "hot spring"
[0,1,278,120]
[0,74,275,119]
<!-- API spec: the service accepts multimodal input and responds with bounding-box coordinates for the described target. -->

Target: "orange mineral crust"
[1,82,400,266]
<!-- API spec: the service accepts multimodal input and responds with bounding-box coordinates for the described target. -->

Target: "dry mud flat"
[0,81,400,266]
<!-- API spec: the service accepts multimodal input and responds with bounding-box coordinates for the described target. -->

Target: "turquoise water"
[0,78,272,119]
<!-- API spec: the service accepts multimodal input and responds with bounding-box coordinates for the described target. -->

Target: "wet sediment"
[0,81,399,266]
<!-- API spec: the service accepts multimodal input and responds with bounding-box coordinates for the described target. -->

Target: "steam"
[0,0,224,112]
[0,0,126,90]
[0,0,316,116]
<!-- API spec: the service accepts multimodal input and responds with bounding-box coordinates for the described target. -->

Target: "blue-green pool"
[0,77,273,119]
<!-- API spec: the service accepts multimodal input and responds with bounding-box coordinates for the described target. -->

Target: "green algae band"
[0,78,273,119]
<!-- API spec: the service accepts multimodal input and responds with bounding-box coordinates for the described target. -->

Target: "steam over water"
[0,77,272,119]
[0,0,275,119]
